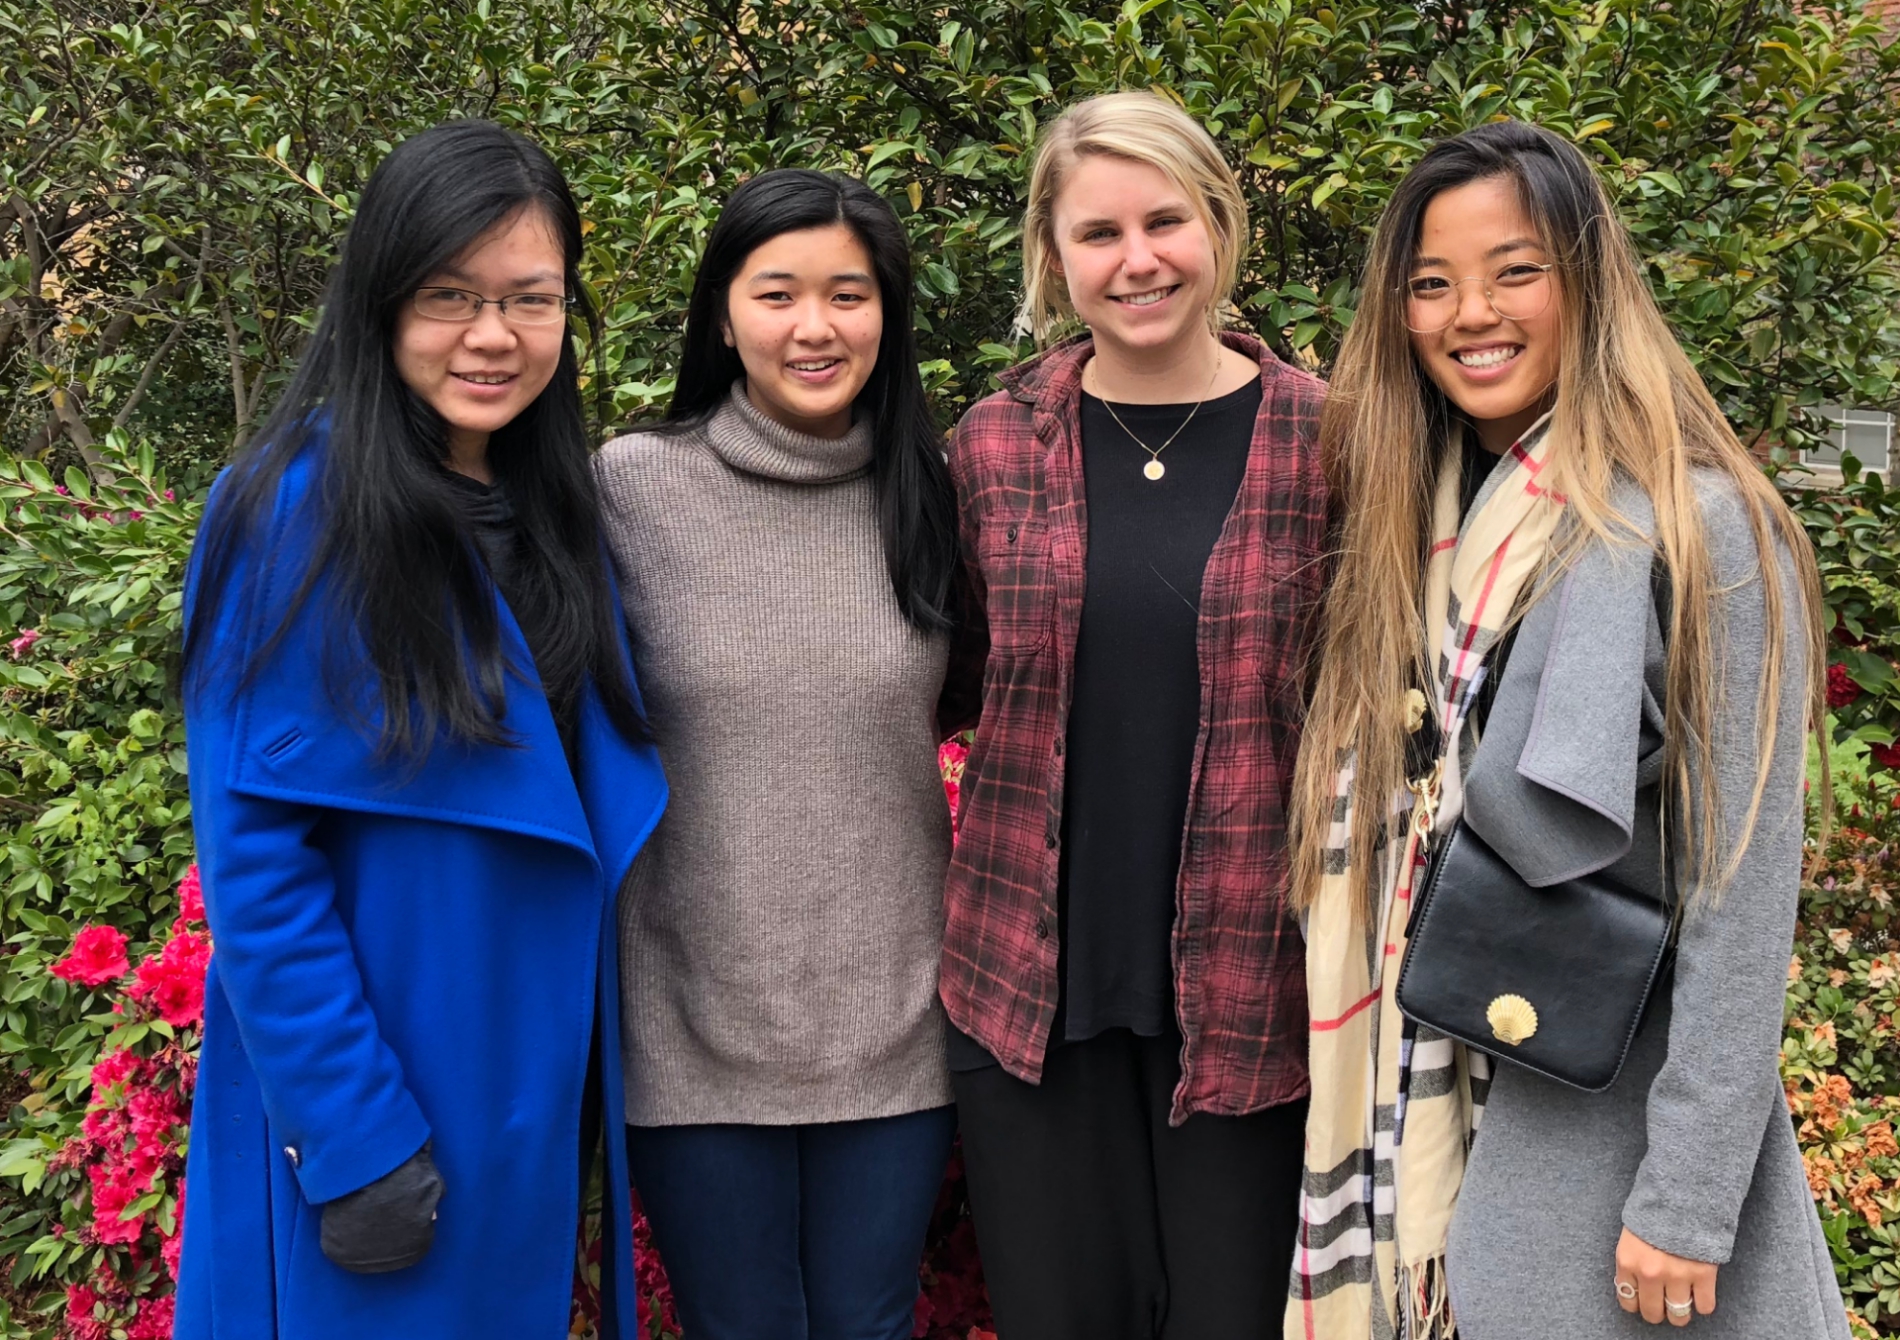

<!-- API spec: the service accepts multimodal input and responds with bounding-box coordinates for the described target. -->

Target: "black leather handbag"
[1394,815,1676,1092]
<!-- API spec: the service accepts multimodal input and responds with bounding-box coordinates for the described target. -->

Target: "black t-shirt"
[1057,376,1262,1043]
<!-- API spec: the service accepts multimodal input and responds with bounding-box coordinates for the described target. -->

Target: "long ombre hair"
[1288,120,1827,917]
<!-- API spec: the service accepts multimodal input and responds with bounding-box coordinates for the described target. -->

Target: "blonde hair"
[1288,120,1828,919]
[1020,91,1248,343]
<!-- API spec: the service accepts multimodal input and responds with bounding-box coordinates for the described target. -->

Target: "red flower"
[1827,662,1862,708]
[633,1205,679,1333]
[177,864,205,926]
[125,928,212,1027]
[8,627,38,659]
[1874,741,1900,771]
[52,925,131,987]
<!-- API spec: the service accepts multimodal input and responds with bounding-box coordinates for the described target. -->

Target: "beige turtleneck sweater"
[594,381,953,1126]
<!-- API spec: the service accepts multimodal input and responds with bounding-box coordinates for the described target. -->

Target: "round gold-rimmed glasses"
[410,286,573,326]
[1401,262,1555,334]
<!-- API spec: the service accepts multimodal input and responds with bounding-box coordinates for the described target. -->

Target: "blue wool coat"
[173,446,666,1340]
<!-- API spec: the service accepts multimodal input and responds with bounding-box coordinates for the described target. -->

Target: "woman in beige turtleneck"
[594,168,972,1340]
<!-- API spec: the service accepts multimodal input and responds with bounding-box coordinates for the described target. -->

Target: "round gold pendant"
[1143,459,1166,481]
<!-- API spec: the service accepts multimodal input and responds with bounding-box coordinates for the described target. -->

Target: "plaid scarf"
[1287,417,1563,1340]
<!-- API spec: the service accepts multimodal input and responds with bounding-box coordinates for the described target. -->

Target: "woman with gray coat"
[1285,121,1849,1338]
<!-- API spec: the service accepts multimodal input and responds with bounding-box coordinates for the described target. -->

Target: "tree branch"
[110,227,213,432]
[220,297,251,450]
[48,385,111,482]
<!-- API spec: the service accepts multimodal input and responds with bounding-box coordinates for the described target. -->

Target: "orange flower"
[1848,1173,1884,1226]
[1805,1151,1837,1197]
[1866,1121,1900,1161]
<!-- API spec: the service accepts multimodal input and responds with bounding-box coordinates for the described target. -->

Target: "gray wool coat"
[1443,471,1850,1339]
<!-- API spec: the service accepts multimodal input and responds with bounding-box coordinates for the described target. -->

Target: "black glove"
[319,1143,445,1274]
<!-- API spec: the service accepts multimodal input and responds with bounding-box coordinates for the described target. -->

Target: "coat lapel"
[1463,484,1668,886]
[229,594,598,863]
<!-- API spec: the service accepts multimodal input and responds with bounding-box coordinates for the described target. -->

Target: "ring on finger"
[1614,1279,1638,1301]
[1665,1297,1693,1316]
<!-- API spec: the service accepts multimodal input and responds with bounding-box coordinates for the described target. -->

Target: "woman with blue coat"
[174,120,666,1339]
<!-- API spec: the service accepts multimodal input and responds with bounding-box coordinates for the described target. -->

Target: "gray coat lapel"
[1462,481,1668,886]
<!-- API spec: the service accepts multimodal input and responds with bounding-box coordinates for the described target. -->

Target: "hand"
[1614,1228,1717,1326]
[319,1143,445,1274]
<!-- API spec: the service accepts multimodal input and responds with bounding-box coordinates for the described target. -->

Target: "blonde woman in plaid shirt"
[940,91,1328,1339]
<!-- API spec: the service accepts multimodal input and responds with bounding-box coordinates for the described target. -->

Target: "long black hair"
[182,118,648,757]
[666,169,957,631]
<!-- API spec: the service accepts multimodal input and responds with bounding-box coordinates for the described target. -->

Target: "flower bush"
[1,866,200,1340]
[1787,821,1900,1337]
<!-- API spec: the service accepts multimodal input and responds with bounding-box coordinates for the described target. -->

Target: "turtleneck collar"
[703,379,874,485]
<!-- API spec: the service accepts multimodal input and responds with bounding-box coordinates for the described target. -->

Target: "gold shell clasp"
[1487,994,1539,1046]
[1402,688,1429,734]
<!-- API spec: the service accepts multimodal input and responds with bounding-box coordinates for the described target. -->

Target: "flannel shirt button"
[1053,738,1064,757]
[1044,830,1057,849]
[1034,918,1049,939]
[1006,524,1019,543]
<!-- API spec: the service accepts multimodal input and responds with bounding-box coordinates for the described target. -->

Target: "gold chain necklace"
[1086,354,1222,482]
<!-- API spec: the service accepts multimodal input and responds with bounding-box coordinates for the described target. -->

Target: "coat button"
[1034,919,1049,939]
[284,1146,301,1167]
[1006,524,1019,543]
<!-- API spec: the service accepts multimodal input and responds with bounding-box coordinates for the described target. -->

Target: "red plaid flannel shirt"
[939,332,1329,1121]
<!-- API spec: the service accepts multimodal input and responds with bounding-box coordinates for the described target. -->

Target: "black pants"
[950,1028,1305,1340]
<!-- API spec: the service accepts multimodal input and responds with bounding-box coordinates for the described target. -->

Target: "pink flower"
[161,1180,186,1279]
[54,484,70,496]
[125,928,212,1026]
[51,925,131,987]
[8,627,39,658]
[938,737,970,822]
[127,1083,186,1152]
[125,1293,175,1340]
[87,1164,146,1244]
[63,1283,110,1340]
[163,489,175,501]
[176,864,205,926]
[90,1048,145,1097]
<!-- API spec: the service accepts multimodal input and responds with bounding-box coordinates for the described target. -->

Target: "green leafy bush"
[6,0,1900,1335]
[6,0,1898,452]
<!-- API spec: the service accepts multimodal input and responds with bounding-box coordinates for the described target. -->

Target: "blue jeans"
[625,1105,957,1340]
